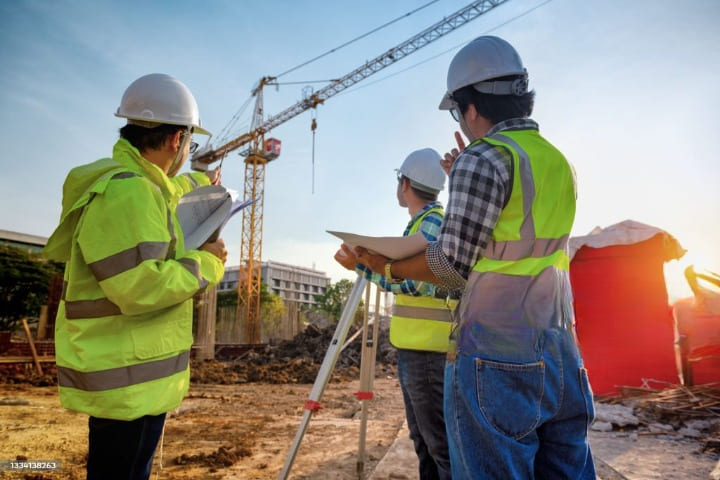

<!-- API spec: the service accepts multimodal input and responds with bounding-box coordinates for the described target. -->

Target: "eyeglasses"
[448,95,463,122]
[397,172,405,183]
[182,131,199,154]
[450,107,462,122]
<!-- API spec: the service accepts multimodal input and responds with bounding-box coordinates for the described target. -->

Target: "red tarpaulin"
[569,222,685,395]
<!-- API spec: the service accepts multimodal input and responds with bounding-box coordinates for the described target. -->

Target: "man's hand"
[206,167,222,185]
[334,243,358,271]
[441,131,467,175]
[201,238,228,264]
[354,247,389,275]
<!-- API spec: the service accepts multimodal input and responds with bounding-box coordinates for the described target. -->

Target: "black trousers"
[87,413,166,480]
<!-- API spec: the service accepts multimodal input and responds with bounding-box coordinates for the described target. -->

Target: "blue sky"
[1,0,719,300]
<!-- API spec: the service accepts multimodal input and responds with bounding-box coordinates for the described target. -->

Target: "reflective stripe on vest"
[393,304,453,322]
[458,129,576,359]
[390,206,454,352]
[57,350,190,391]
[88,241,170,281]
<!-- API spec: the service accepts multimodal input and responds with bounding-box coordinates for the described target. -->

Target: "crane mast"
[191,0,510,344]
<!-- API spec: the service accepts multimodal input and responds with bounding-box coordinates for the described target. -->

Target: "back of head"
[396,148,445,198]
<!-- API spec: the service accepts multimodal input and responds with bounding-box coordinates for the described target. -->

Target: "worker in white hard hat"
[353,36,595,478]
[44,73,228,480]
[335,148,456,480]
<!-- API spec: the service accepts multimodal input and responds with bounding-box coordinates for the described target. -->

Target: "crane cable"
[336,0,554,97]
[274,0,440,79]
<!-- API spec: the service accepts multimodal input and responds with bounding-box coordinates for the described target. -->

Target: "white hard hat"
[115,73,211,135]
[396,148,445,194]
[439,36,528,110]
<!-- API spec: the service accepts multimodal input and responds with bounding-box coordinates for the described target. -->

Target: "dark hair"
[399,175,439,202]
[454,75,535,125]
[119,123,185,152]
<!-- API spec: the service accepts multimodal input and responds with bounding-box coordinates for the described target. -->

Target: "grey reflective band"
[393,305,453,323]
[483,235,569,261]
[64,297,122,319]
[111,172,140,180]
[88,242,170,281]
[183,173,199,187]
[58,350,189,391]
[488,133,535,239]
[178,258,209,289]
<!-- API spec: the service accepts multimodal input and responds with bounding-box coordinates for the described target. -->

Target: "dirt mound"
[175,444,252,468]
[191,323,397,385]
[0,363,57,387]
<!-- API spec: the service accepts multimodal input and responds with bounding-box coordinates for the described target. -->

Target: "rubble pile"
[191,323,397,385]
[0,363,57,386]
[593,383,720,453]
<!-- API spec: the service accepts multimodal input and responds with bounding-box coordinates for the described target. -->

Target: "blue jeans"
[397,349,452,480]
[444,328,595,479]
[87,413,166,480]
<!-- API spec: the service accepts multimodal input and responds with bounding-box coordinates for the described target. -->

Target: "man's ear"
[465,103,479,122]
[166,129,183,153]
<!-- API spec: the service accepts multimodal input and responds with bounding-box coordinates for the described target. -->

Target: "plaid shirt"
[426,118,540,289]
[357,201,443,296]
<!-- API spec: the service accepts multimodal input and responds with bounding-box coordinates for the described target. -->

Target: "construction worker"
[43,73,227,480]
[353,36,596,478]
[335,148,454,480]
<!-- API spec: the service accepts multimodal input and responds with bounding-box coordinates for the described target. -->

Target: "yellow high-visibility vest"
[44,138,224,421]
[456,128,576,360]
[390,207,457,353]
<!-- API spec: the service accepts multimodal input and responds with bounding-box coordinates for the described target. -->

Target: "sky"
[1,0,719,301]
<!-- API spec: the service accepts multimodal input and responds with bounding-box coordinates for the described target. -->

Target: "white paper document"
[327,230,428,260]
[177,185,255,250]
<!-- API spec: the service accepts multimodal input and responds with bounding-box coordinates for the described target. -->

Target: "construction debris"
[595,382,720,454]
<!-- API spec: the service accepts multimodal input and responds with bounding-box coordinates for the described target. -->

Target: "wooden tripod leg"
[22,318,43,376]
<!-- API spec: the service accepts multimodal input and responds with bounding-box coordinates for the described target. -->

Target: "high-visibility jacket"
[456,128,576,362]
[44,138,224,421]
[390,207,457,353]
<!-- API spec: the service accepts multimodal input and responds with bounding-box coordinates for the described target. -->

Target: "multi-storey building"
[0,229,47,254]
[218,261,330,306]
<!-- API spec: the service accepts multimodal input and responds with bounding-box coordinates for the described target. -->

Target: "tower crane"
[191,0,510,344]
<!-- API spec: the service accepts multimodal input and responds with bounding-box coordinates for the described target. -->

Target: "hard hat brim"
[438,93,453,110]
[117,114,212,136]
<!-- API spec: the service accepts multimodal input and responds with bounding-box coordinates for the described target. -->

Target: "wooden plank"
[0,356,55,364]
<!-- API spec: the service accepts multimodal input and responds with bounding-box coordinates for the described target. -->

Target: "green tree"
[0,245,63,331]
[216,282,286,337]
[312,278,363,324]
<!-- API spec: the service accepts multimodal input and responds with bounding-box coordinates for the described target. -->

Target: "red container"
[673,268,720,386]
[570,234,679,395]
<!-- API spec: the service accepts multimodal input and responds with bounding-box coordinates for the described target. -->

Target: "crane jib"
[192,0,510,167]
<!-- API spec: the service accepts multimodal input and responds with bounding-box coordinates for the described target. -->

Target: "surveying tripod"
[278,274,384,479]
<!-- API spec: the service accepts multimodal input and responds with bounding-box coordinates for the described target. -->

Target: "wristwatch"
[384,261,402,283]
